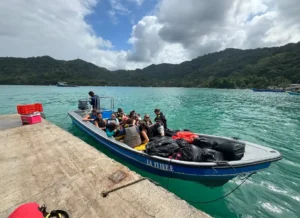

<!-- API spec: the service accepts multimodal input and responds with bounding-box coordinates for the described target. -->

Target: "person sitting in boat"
[82,109,98,123]
[154,109,167,129]
[123,118,142,148]
[139,121,153,144]
[143,114,153,126]
[106,122,119,137]
[88,91,99,110]
[132,115,140,126]
[107,113,119,125]
[120,115,129,126]
[128,110,136,118]
[94,112,106,130]
[116,108,125,122]
[151,119,165,137]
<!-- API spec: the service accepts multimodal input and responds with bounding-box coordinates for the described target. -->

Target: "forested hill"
[1,42,300,88]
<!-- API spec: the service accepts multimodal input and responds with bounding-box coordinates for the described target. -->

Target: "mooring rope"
[186,172,255,204]
[165,158,255,204]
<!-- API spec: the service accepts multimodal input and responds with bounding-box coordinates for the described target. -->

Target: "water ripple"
[1,86,300,218]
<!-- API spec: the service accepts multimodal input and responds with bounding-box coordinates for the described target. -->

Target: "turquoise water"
[1,85,299,218]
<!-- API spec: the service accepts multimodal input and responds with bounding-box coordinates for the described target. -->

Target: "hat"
[118,108,123,113]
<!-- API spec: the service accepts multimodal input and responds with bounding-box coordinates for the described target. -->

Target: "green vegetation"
[1,42,299,88]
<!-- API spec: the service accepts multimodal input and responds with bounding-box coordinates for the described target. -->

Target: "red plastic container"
[17,103,43,115]
[20,113,42,125]
[35,103,43,112]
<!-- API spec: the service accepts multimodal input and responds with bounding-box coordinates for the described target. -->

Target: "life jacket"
[116,112,124,122]
[143,119,153,126]
[124,125,142,148]
[172,131,199,144]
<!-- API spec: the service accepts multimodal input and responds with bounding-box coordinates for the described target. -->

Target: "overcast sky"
[0,0,299,70]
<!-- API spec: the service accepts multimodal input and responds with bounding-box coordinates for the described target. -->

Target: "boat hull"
[69,113,278,186]
[288,91,300,95]
[252,88,284,92]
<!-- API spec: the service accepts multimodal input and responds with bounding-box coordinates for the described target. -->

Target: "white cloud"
[127,16,188,64]
[127,0,144,6]
[0,0,299,71]
[127,0,300,65]
[0,0,130,70]
[108,0,130,24]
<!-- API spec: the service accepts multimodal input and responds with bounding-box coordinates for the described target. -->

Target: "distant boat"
[252,88,284,93]
[57,81,78,87]
[288,91,300,96]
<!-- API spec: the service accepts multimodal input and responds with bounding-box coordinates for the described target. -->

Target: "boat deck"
[0,114,210,218]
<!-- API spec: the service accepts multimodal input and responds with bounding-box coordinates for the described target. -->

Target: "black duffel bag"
[193,137,214,149]
[146,137,180,157]
[165,128,180,137]
[202,148,225,162]
[213,141,245,160]
[177,139,205,162]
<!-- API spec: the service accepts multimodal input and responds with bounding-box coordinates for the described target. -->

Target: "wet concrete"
[0,114,210,218]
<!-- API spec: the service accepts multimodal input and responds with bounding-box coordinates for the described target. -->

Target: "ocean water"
[0,85,299,218]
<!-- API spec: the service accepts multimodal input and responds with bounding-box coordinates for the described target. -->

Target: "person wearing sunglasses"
[143,114,153,127]
[107,113,119,125]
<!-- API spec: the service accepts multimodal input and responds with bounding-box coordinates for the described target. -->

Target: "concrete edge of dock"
[0,114,211,218]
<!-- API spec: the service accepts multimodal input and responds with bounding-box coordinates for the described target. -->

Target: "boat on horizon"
[288,91,300,96]
[252,88,284,93]
[68,97,282,187]
[57,81,79,87]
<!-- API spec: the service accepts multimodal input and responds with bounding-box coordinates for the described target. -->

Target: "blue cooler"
[101,110,113,119]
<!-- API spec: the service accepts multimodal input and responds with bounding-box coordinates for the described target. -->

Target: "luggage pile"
[146,130,245,162]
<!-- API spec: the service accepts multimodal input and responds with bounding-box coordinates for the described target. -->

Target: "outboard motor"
[78,99,90,111]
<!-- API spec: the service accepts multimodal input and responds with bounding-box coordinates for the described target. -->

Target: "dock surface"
[0,114,210,218]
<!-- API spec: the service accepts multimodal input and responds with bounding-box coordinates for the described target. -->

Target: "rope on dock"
[101,177,159,197]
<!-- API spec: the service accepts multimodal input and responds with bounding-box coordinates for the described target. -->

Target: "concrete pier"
[0,114,210,218]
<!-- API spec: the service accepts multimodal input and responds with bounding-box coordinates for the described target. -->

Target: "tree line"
[0,42,299,88]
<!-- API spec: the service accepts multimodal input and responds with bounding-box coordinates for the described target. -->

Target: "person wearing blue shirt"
[89,91,99,110]
[82,109,98,123]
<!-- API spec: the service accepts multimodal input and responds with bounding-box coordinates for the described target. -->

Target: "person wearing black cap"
[116,108,125,122]
[154,108,167,129]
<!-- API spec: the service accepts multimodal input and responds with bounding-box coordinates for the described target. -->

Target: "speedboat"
[288,91,300,96]
[68,97,282,186]
[57,81,78,87]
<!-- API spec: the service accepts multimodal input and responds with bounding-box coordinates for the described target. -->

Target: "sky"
[0,0,300,70]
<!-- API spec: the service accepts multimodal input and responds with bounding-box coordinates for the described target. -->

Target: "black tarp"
[176,139,205,162]
[214,141,245,160]
[202,148,225,162]
[193,137,214,149]
[146,137,179,157]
